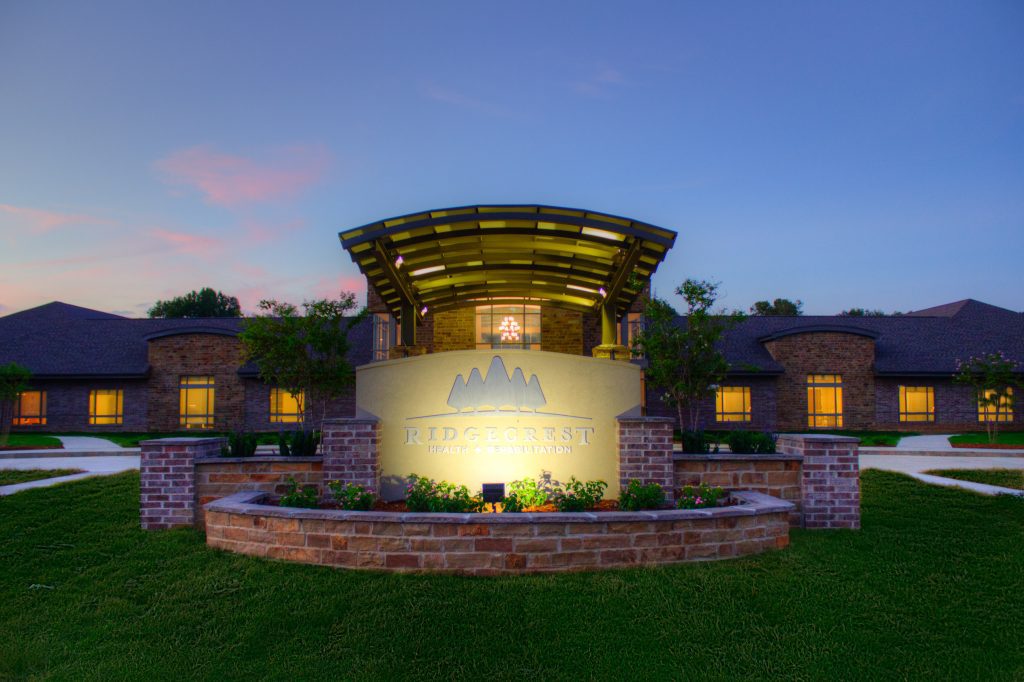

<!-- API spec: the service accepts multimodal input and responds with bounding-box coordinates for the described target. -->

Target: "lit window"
[476,305,541,350]
[270,388,305,423]
[372,312,394,361]
[89,389,124,425]
[979,388,1014,423]
[716,386,751,422]
[807,374,843,427]
[621,312,643,358]
[13,391,46,425]
[898,386,934,422]
[179,376,215,428]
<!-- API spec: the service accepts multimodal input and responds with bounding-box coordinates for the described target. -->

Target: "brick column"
[140,437,224,530]
[617,416,675,503]
[777,434,860,529]
[322,418,381,493]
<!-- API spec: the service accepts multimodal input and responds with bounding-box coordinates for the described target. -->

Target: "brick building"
[2,205,1021,434]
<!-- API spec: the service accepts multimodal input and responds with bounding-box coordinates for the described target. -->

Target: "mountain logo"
[447,356,545,413]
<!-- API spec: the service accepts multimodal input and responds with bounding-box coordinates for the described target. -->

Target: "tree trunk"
[0,400,11,447]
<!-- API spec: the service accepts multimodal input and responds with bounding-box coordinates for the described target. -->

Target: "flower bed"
[204,490,793,575]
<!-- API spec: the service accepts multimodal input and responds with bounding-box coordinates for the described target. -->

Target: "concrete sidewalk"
[0,455,140,496]
[861,453,1024,497]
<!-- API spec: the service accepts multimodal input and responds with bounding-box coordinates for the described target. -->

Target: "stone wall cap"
[196,456,322,464]
[322,417,380,425]
[616,416,675,423]
[776,434,860,443]
[140,437,227,446]
[673,453,803,462]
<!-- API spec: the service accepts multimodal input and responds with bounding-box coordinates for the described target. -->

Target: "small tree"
[239,293,368,435]
[634,279,745,431]
[149,287,242,318]
[750,298,802,316]
[839,308,889,317]
[954,352,1021,443]
[0,362,31,447]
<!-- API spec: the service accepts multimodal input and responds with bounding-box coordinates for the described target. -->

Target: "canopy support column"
[593,302,630,361]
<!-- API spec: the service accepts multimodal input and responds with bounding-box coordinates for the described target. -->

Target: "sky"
[1,0,1021,317]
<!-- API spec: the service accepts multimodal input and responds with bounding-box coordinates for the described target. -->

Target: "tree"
[750,298,802,316]
[634,279,746,432]
[0,362,31,447]
[239,293,368,434]
[840,308,888,317]
[954,352,1021,444]
[148,287,242,318]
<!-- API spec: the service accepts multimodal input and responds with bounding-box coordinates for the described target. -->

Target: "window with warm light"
[716,386,751,422]
[978,387,1014,422]
[179,376,215,428]
[622,312,643,358]
[807,374,843,427]
[372,312,394,361]
[476,305,541,350]
[13,391,46,425]
[270,388,305,423]
[89,389,124,425]
[898,386,934,422]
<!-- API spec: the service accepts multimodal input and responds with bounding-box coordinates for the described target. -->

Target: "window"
[179,376,215,428]
[372,312,394,361]
[13,390,46,425]
[716,386,751,422]
[807,374,843,427]
[898,386,934,422]
[270,388,305,423]
[621,312,643,358]
[476,305,541,350]
[979,388,1014,423]
[89,389,124,425]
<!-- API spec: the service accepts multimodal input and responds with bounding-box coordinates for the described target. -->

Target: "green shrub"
[679,430,710,454]
[676,483,725,509]
[726,430,777,454]
[618,479,666,511]
[551,477,607,512]
[278,430,320,456]
[404,474,483,513]
[279,477,318,508]
[500,492,525,513]
[221,431,258,457]
[506,476,551,508]
[327,481,375,510]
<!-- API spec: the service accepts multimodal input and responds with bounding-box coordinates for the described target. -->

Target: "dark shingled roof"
[0,302,373,378]
[0,299,1020,378]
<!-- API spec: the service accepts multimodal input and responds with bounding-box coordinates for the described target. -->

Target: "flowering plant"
[676,483,725,509]
[551,477,607,512]
[404,474,483,513]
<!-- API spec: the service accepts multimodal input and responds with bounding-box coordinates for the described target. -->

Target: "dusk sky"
[1,1,1021,317]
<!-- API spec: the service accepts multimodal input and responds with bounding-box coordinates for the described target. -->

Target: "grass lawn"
[926,468,1024,491]
[1,434,63,448]
[2,472,1023,678]
[0,469,84,486]
[949,432,1024,447]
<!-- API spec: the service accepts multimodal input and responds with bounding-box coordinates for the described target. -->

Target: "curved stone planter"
[204,491,794,575]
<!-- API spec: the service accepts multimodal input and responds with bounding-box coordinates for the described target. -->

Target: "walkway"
[861,453,1024,497]
[56,436,128,451]
[895,434,955,450]
[0,455,140,496]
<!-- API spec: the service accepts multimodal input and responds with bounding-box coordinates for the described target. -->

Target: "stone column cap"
[139,437,227,446]
[777,434,860,443]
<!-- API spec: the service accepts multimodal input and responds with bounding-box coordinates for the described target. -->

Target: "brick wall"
[777,434,860,529]
[194,457,322,527]
[617,417,675,502]
[12,378,149,432]
[147,334,246,432]
[241,379,355,432]
[140,437,223,529]
[582,312,602,356]
[322,418,381,493]
[764,332,876,430]
[541,308,583,354]
[432,308,476,352]
[645,377,778,432]
[205,489,792,574]
[674,454,802,525]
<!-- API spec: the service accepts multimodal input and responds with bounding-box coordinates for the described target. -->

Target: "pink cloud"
[154,144,331,206]
[150,228,224,256]
[0,203,114,232]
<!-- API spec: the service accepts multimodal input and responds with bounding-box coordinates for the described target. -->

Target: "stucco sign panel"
[355,350,642,499]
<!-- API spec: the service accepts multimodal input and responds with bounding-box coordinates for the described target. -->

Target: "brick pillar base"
[322,418,382,494]
[777,434,860,529]
[617,416,675,503]
[140,437,224,530]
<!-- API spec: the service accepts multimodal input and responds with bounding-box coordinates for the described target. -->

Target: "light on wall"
[498,315,521,342]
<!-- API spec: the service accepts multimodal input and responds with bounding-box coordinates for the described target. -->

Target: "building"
[2,205,1021,434]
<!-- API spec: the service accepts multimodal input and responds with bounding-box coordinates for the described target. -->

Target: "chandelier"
[498,315,521,342]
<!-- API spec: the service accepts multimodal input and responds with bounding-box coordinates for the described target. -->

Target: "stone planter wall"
[195,457,322,527]
[204,490,794,575]
[673,454,803,526]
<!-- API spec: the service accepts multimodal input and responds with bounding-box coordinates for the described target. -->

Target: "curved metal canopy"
[339,204,677,319]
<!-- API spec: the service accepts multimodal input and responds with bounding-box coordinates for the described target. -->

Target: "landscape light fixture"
[481,483,505,513]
